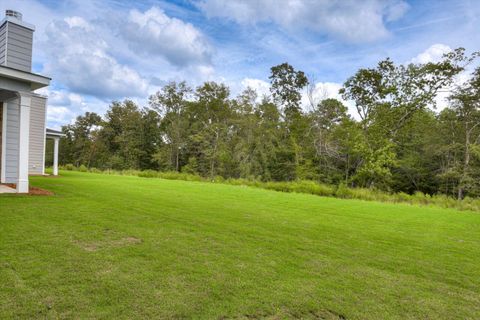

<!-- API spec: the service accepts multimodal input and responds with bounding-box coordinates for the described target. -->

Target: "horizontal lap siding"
[0,23,5,64]
[29,96,46,174]
[7,25,32,42]
[5,99,19,183]
[1,23,33,72]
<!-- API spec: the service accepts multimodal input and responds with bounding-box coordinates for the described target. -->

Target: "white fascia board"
[0,66,50,90]
[0,17,35,31]
[46,132,66,138]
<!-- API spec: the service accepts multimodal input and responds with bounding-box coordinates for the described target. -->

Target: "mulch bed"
[29,187,54,196]
[2,184,54,196]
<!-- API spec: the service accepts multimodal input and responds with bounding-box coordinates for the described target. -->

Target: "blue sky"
[0,0,479,128]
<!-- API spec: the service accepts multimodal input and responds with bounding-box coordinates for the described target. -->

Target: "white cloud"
[43,90,79,129]
[122,7,212,67]
[47,106,75,128]
[385,0,410,22]
[64,16,92,31]
[411,43,452,64]
[409,44,477,112]
[198,0,409,42]
[193,65,216,81]
[301,82,357,117]
[48,90,85,109]
[42,88,115,129]
[41,18,149,99]
[241,78,270,99]
[410,44,455,111]
[237,78,358,117]
[303,82,343,107]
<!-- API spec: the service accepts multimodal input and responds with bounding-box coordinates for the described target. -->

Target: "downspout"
[1,102,7,183]
[41,98,48,175]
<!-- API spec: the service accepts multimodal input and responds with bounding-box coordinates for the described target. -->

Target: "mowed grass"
[1,172,479,319]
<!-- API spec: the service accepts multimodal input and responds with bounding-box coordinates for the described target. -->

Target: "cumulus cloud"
[40,88,116,129]
[384,0,410,22]
[303,82,343,106]
[122,7,212,67]
[241,78,271,99]
[41,90,81,128]
[238,78,358,117]
[411,43,452,64]
[302,82,357,117]
[20,4,217,127]
[41,18,149,99]
[198,0,409,42]
[64,16,93,31]
[47,106,75,129]
[409,44,474,111]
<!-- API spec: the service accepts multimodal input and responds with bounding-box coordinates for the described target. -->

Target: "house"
[0,10,61,193]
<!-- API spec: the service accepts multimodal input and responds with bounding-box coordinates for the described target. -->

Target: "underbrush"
[57,165,480,212]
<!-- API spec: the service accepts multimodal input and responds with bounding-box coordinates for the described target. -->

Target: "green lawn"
[1,172,479,319]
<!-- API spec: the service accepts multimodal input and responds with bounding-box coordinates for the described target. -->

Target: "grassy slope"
[0,172,479,319]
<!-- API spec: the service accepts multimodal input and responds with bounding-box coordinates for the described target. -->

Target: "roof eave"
[46,133,66,138]
[0,16,35,31]
[0,65,50,90]
[46,128,65,138]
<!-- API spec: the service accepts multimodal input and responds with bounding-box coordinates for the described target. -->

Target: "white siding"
[29,95,46,174]
[4,98,19,183]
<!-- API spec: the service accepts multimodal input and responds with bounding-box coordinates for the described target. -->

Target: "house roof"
[0,65,50,90]
[0,14,35,31]
[46,128,65,137]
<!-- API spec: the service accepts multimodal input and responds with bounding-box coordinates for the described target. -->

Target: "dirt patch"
[29,187,54,196]
[74,236,142,252]
[111,237,142,247]
[221,308,346,320]
[74,241,99,252]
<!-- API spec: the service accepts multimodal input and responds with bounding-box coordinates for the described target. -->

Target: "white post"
[53,137,59,176]
[17,94,31,193]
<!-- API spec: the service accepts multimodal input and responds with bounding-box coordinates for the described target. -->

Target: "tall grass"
[57,165,480,212]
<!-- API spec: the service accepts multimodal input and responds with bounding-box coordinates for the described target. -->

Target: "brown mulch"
[29,187,54,196]
[2,183,54,196]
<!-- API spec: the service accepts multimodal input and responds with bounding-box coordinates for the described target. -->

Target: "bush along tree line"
[56,48,480,201]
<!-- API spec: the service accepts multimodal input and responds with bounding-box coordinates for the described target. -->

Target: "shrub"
[138,170,159,178]
[89,167,102,174]
[65,164,74,171]
[394,192,412,204]
[78,165,88,172]
[335,183,354,199]
[213,175,225,183]
[291,180,334,197]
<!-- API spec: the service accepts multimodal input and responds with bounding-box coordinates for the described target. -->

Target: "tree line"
[57,48,480,199]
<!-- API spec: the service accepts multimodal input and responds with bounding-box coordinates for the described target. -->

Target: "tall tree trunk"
[345,153,350,183]
[210,131,219,180]
[176,149,180,172]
